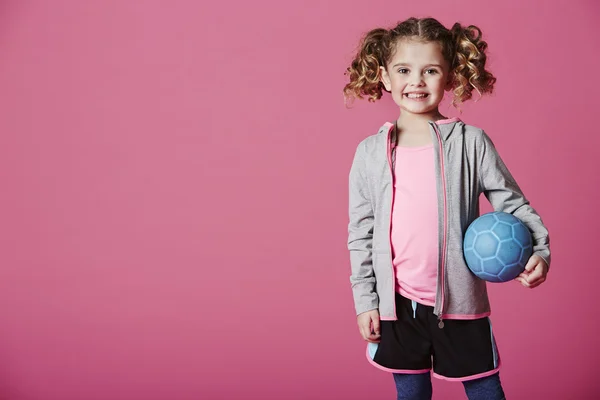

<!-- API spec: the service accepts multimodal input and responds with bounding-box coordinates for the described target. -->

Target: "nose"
[408,72,424,86]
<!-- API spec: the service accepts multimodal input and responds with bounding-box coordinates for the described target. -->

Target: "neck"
[396,109,446,130]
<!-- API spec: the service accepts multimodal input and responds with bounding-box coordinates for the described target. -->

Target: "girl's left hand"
[515,254,548,288]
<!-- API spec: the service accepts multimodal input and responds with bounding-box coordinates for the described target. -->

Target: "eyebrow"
[392,63,443,68]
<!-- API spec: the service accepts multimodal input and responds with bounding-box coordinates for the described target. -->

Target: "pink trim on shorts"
[365,347,431,374]
[432,362,501,382]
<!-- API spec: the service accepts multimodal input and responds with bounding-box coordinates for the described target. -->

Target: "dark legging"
[393,371,506,400]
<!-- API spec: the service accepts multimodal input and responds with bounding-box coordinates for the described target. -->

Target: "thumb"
[524,256,537,272]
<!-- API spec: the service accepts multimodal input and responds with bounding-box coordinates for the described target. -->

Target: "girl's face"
[380,39,452,119]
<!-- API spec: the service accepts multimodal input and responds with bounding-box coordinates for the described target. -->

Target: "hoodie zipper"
[431,122,448,329]
[387,124,397,319]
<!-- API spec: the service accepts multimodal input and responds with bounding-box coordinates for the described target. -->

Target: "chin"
[401,105,437,114]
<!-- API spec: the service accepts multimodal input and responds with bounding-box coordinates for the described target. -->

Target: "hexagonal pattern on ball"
[462,212,533,283]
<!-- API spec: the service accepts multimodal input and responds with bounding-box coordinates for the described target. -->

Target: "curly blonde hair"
[343,17,496,108]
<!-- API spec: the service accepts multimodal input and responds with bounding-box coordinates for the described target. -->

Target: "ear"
[380,66,392,92]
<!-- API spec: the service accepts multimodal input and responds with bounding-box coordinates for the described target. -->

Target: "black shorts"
[367,292,501,381]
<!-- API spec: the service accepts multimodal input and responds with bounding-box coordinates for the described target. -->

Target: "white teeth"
[406,93,427,98]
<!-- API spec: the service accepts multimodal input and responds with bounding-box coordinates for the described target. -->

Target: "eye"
[397,68,409,74]
[425,69,439,74]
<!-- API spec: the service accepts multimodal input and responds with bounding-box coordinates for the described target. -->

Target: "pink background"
[0,0,598,399]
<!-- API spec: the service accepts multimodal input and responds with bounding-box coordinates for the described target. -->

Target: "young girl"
[344,17,550,400]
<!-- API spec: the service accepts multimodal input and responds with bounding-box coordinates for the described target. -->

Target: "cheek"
[430,77,446,91]
[390,76,407,90]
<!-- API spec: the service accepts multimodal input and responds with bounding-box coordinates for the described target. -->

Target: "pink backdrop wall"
[0,0,598,399]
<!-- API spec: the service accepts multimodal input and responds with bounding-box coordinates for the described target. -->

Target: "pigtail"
[343,28,390,105]
[450,23,497,107]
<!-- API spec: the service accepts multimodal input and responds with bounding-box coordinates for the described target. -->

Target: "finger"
[524,258,539,273]
[518,271,530,280]
[515,276,530,287]
[362,327,379,343]
[372,317,381,336]
[359,324,369,341]
[527,276,546,289]
[363,324,372,340]
[368,328,381,340]
[526,269,543,284]
[366,329,381,343]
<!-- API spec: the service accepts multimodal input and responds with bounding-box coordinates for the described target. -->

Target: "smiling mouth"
[404,93,429,98]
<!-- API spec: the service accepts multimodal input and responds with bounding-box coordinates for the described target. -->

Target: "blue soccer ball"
[463,212,533,283]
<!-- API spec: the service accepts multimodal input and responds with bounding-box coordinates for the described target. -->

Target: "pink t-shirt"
[390,143,439,306]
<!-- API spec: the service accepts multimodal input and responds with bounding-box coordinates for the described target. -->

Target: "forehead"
[389,39,446,66]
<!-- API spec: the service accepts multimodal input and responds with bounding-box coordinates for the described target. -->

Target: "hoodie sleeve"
[348,141,379,315]
[478,130,551,269]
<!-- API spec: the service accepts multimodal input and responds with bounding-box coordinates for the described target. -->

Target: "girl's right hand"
[357,309,381,343]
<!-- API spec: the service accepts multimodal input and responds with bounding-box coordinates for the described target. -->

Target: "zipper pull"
[438,317,444,329]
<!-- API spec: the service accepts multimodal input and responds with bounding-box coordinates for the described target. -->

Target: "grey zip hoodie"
[347,118,550,321]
